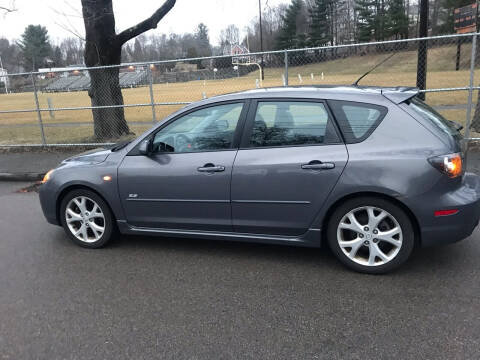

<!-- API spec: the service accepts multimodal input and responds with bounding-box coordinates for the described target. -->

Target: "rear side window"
[406,97,460,137]
[248,101,340,147]
[328,100,388,143]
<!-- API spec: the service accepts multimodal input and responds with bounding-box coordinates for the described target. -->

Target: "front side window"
[328,100,387,143]
[152,103,243,153]
[249,101,339,147]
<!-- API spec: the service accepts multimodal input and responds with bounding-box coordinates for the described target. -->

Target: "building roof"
[222,44,250,56]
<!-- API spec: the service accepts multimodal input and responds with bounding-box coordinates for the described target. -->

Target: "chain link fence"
[0,33,479,148]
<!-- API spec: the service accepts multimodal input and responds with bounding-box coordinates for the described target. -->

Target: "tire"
[60,189,116,248]
[327,197,415,274]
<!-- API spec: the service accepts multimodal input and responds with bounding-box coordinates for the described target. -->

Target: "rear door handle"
[301,161,335,170]
[197,163,226,172]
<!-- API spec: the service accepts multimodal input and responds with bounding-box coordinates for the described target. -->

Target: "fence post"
[465,33,477,141]
[147,64,157,124]
[284,50,288,86]
[31,74,46,145]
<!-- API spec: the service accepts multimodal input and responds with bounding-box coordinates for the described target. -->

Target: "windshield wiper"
[111,141,131,152]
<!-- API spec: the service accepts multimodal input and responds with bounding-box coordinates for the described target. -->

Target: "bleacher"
[43,70,147,93]
[68,76,90,91]
[119,71,147,87]
[43,77,79,92]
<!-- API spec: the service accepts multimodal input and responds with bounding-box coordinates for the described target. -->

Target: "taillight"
[428,153,463,178]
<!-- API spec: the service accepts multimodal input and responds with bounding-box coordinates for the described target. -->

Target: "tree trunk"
[431,0,440,36]
[471,98,480,132]
[82,0,130,141]
[89,67,130,139]
[81,0,176,140]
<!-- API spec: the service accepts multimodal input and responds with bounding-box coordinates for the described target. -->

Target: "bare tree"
[243,4,287,52]
[219,25,240,46]
[81,0,176,140]
[0,0,16,15]
[51,1,85,41]
[60,37,84,65]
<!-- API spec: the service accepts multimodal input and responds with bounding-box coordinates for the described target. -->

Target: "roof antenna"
[352,53,396,86]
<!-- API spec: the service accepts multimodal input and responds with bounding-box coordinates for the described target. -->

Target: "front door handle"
[197,163,226,173]
[301,160,335,170]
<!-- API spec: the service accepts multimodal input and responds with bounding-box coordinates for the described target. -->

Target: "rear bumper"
[413,172,480,247]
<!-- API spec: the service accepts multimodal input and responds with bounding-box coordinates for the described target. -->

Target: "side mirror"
[157,142,175,153]
[138,139,152,156]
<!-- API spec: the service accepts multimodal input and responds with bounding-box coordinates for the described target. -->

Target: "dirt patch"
[16,182,41,193]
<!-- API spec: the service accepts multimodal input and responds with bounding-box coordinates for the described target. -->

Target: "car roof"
[193,85,418,107]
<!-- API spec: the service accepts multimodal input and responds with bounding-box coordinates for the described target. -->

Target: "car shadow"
[103,231,478,276]
[112,233,336,267]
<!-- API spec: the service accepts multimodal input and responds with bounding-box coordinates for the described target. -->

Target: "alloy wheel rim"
[65,196,105,243]
[336,206,403,266]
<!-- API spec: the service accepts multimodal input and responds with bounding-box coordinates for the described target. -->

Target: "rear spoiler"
[381,87,419,104]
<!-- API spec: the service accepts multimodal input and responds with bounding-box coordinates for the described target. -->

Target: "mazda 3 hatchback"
[39,86,480,273]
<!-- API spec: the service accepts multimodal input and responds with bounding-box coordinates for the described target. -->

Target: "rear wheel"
[60,189,116,248]
[327,197,415,274]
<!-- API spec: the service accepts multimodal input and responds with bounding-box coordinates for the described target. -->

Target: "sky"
[0,0,290,45]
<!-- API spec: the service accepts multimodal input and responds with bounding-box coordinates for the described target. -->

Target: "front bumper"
[414,172,480,247]
[38,181,60,226]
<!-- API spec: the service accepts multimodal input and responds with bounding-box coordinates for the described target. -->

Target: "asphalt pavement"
[0,181,479,359]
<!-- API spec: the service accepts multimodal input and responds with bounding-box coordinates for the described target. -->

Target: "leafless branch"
[0,0,17,15]
[50,4,85,41]
[54,19,86,41]
[0,6,14,12]
[63,0,83,17]
[116,0,176,45]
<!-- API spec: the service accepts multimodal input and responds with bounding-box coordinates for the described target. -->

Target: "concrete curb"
[0,172,45,182]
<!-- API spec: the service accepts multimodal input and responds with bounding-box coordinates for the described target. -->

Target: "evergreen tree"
[373,0,386,41]
[53,46,64,67]
[356,0,376,42]
[386,0,408,39]
[17,25,51,71]
[133,38,145,62]
[308,0,332,47]
[276,0,305,50]
[194,23,212,57]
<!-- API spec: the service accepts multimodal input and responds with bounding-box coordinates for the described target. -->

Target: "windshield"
[407,97,460,137]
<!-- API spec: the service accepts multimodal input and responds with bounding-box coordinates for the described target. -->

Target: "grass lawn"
[1,43,480,144]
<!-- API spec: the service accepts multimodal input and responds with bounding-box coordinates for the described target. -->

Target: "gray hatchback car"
[39,86,480,273]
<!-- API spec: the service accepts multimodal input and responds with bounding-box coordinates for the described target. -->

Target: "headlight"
[428,153,463,178]
[41,169,55,184]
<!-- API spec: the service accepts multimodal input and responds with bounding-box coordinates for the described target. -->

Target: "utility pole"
[259,0,264,80]
[416,0,428,100]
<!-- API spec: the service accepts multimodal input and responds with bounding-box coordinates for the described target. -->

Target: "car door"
[231,99,348,236]
[118,101,248,232]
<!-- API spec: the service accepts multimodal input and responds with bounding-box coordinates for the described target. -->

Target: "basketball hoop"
[228,44,263,86]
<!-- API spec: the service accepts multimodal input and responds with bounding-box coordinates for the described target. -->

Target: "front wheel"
[327,197,415,274]
[60,189,116,248]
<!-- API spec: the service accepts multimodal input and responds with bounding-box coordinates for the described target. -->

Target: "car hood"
[62,148,112,165]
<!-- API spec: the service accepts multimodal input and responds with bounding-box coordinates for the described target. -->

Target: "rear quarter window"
[328,100,388,143]
[406,97,461,138]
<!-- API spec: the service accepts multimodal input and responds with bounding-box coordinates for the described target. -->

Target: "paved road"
[0,182,479,360]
